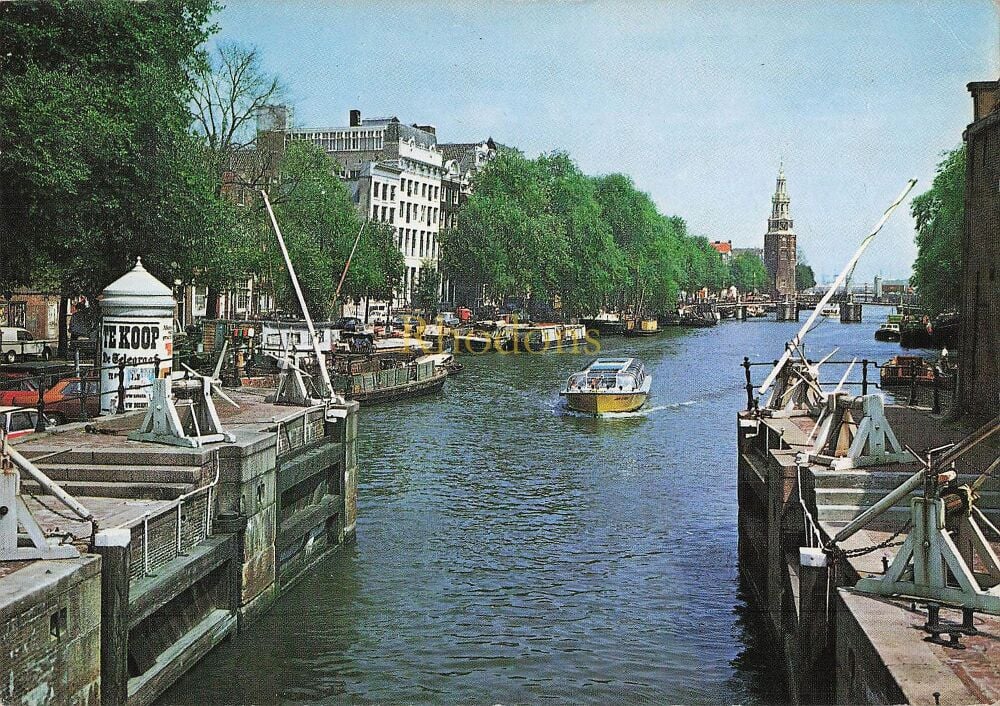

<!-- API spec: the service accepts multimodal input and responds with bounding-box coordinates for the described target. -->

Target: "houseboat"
[560,358,652,415]
[328,354,447,403]
[879,355,955,390]
[623,318,659,337]
[581,313,625,336]
[453,330,495,353]
[503,324,588,352]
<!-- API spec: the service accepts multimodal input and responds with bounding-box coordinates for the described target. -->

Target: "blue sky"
[214,1,999,283]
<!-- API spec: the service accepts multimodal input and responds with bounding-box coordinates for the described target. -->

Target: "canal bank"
[1,387,359,706]
[160,312,909,704]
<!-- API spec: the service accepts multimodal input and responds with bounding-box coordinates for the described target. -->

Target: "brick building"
[1,291,60,340]
[959,79,999,420]
[763,166,797,297]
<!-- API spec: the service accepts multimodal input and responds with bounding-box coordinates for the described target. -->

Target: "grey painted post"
[94,528,131,706]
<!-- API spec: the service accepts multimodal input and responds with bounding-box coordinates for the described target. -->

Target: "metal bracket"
[799,393,913,469]
[270,355,322,407]
[762,358,823,418]
[129,377,234,448]
[1,454,79,561]
[855,496,1000,614]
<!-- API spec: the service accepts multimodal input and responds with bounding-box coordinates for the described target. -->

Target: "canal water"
[162,311,907,705]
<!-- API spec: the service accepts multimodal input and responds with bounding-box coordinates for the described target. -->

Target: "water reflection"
[160,312,899,705]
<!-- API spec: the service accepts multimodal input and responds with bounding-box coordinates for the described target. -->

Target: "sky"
[213,0,999,284]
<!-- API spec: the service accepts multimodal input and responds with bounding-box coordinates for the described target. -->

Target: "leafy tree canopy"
[0,0,224,296]
[910,146,965,316]
[443,151,729,317]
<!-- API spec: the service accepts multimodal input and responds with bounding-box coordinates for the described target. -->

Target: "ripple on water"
[158,318,902,705]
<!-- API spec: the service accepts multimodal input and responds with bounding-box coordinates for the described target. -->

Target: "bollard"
[909,358,918,405]
[116,359,127,414]
[35,377,47,432]
[743,357,754,411]
[94,529,131,706]
[861,359,869,396]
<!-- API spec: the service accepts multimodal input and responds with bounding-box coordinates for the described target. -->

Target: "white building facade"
[286,111,444,309]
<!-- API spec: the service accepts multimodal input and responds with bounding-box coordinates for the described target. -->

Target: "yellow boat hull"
[564,391,647,414]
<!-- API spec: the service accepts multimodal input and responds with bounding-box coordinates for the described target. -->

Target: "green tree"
[796,263,816,291]
[730,252,768,293]
[265,141,404,318]
[910,146,965,315]
[412,262,442,317]
[0,0,221,297]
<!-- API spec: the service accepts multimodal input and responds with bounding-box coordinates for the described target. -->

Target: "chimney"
[349,109,361,127]
[415,124,436,136]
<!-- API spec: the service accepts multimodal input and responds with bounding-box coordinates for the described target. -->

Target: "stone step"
[815,504,912,523]
[21,448,209,467]
[32,463,202,485]
[812,469,983,490]
[816,488,1000,508]
[21,479,194,501]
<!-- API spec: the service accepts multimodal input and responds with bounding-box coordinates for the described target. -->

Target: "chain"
[25,488,89,523]
[830,521,911,560]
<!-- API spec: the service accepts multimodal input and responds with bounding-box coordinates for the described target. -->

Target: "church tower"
[764,165,798,297]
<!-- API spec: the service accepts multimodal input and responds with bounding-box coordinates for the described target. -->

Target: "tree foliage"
[795,263,816,291]
[910,146,965,315]
[0,0,223,296]
[267,141,404,319]
[412,261,442,316]
[441,151,729,317]
[730,252,768,293]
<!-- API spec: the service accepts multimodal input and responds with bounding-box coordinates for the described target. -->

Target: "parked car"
[0,405,55,440]
[435,312,461,327]
[333,317,364,333]
[0,376,101,423]
[0,327,54,363]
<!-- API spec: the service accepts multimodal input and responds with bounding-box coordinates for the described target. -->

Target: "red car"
[0,376,101,423]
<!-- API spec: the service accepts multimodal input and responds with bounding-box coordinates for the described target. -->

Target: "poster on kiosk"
[99,258,174,414]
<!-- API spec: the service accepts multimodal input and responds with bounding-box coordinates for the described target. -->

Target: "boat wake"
[558,400,696,419]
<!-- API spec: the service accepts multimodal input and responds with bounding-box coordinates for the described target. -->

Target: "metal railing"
[110,463,220,578]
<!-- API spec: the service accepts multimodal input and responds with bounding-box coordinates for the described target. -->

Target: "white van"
[1,327,54,363]
[367,303,389,325]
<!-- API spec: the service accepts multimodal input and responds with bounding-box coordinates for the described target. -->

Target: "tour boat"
[560,358,652,415]
[873,322,900,342]
[623,318,659,336]
[820,304,840,318]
